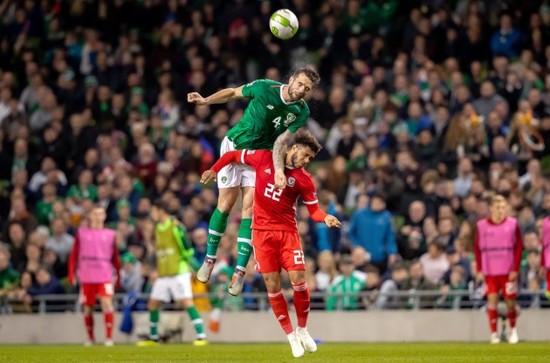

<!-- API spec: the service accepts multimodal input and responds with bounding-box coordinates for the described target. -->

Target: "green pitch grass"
[0,343,549,363]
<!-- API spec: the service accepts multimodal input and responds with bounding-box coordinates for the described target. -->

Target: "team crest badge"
[287,177,296,187]
[221,176,227,184]
[284,113,296,126]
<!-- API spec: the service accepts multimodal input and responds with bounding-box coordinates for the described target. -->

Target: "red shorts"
[547,271,550,293]
[484,275,517,299]
[79,283,114,306]
[253,229,305,273]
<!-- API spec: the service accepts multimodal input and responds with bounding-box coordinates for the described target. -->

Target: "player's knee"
[148,300,160,311]
[263,274,281,291]
[217,195,237,213]
[101,301,113,311]
[289,272,306,285]
[179,299,193,309]
[241,205,253,219]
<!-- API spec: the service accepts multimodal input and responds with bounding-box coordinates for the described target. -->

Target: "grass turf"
[0,343,549,363]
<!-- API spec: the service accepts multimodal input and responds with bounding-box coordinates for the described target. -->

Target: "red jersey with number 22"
[213,149,319,232]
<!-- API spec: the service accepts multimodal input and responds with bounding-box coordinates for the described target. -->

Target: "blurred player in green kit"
[137,200,206,346]
[187,67,320,295]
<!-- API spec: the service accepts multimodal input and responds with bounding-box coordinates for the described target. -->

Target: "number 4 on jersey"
[272,116,282,128]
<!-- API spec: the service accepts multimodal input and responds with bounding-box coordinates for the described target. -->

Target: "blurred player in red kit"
[474,195,522,344]
[68,205,120,346]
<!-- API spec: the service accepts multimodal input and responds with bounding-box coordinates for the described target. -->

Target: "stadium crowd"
[1,0,550,313]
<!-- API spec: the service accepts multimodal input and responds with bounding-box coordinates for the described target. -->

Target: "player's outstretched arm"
[324,214,341,228]
[273,130,292,189]
[187,86,245,105]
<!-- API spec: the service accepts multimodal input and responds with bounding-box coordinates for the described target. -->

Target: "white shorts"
[217,136,256,188]
[150,273,193,302]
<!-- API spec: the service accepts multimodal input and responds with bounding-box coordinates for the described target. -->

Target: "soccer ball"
[270,9,299,40]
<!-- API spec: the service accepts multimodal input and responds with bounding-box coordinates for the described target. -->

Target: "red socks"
[104,310,114,339]
[507,308,517,329]
[487,307,498,333]
[84,312,94,341]
[85,310,114,341]
[268,290,293,335]
[292,282,310,328]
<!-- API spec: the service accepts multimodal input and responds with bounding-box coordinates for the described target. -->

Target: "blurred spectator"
[398,200,427,260]
[348,191,397,274]
[315,251,338,292]
[45,218,74,263]
[0,246,19,294]
[26,266,65,300]
[374,263,409,309]
[3,195,37,238]
[402,260,439,308]
[490,12,522,59]
[420,238,450,285]
[438,264,469,309]
[326,255,365,311]
[120,252,143,293]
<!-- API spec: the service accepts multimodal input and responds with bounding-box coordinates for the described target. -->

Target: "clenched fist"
[187,92,208,105]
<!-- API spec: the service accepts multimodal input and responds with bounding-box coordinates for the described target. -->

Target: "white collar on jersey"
[279,85,300,105]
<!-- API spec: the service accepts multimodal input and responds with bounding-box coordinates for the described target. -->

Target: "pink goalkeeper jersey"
[541,217,550,269]
[474,217,523,276]
[70,228,117,284]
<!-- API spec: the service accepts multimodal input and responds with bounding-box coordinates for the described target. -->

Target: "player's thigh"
[97,282,114,299]
[241,185,254,217]
[241,166,256,188]
[217,136,244,189]
[169,273,193,301]
[150,277,172,303]
[253,230,281,273]
[217,186,240,212]
[502,279,518,299]
[280,231,306,272]
[79,283,98,306]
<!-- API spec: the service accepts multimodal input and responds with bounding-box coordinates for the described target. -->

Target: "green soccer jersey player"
[187,67,320,295]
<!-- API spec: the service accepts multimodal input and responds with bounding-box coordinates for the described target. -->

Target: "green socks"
[206,208,229,258]
[236,218,252,271]
[149,309,159,339]
[188,306,206,339]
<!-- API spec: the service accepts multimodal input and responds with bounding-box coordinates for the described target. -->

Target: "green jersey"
[226,79,310,150]
[155,218,194,277]
[326,273,365,311]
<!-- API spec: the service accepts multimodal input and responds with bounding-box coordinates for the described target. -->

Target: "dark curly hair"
[292,128,322,155]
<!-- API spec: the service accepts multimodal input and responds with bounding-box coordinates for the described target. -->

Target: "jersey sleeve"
[67,231,80,284]
[288,102,310,133]
[241,79,270,98]
[512,223,523,273]
[241,149,272,170]
[300,173,319,206]
[473,228,482,273]
[300,173,327,222]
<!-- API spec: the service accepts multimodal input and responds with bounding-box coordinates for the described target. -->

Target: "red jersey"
[211,149,326,231]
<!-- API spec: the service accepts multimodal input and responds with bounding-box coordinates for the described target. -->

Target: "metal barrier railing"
[1,289,548,314]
